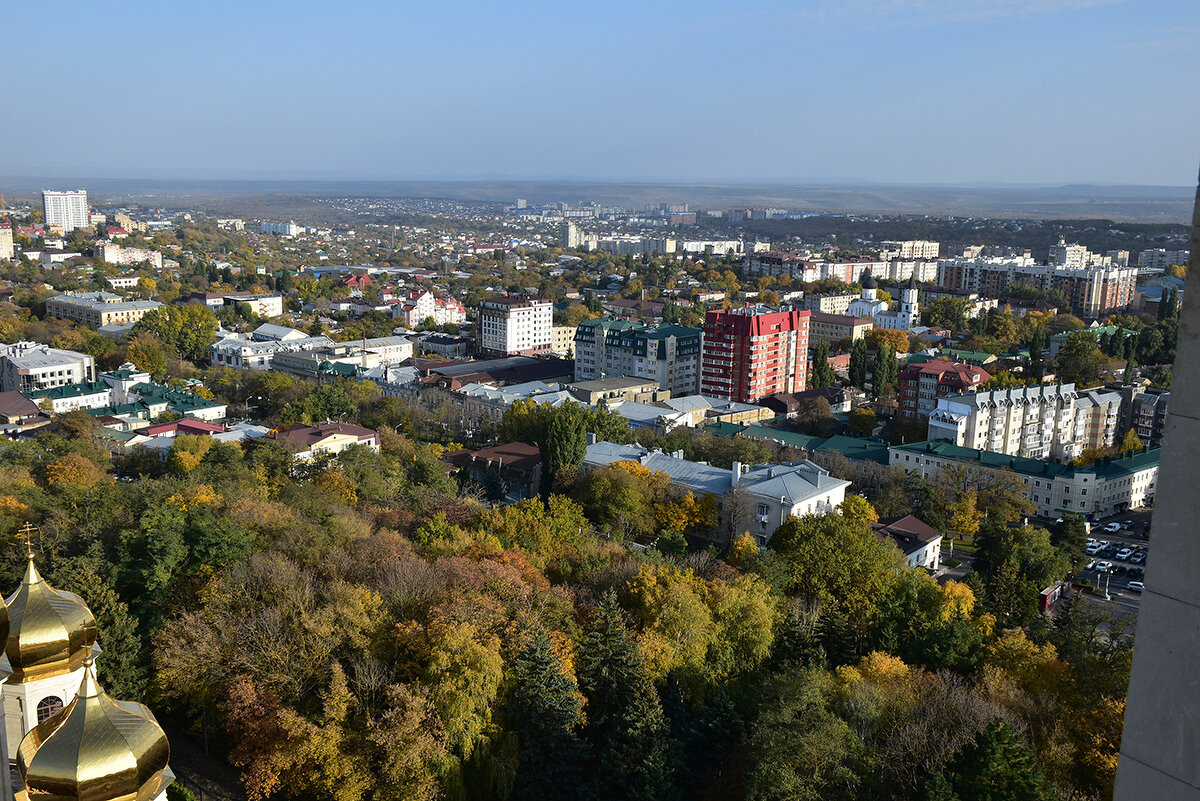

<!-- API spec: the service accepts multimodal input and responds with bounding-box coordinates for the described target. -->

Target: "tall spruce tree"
[811,340,836,388]
[1029,325,1047,380]
[507,631,585,801]
[921,718,1054,801]
[849,338,868,389]
[578,594,674,801]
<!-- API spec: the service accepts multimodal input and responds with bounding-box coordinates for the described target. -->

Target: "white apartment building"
[936,256,1137,318]
[41,190,90,232]
[393,290,467,328]
[259,221,302,236]
[216,218,245,231]
[1139,248,1190,270]
[95,242,164,269]
[880,240,940,260]
[477,295,553,357]
[106,276,141,290]
[883,259,940,283]
[45,292,162,330]
[1048,240,1094,268]
[0,342,96,393]
[208,334,335,370]
[803,293,858,315]
[574,318,704,397]
[927,384,1089,461]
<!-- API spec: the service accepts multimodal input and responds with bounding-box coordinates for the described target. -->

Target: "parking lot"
[1078,513,1152,604]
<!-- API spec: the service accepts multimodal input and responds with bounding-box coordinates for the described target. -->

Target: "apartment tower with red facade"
[700,305,811,403]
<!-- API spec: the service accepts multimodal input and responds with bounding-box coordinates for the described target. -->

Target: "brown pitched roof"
[872,515,943,556]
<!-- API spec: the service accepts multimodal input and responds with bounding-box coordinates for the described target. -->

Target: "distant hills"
[0,177,1193,222]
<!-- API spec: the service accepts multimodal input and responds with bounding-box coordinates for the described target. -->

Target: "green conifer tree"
[578,594,674,801]
[507,631,585,801]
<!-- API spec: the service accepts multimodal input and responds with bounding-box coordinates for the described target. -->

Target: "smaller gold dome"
[5,555,98,683]
[18,660,171,801]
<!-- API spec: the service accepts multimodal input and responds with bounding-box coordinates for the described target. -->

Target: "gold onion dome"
[18,659,170,801]
[5,554,98,682]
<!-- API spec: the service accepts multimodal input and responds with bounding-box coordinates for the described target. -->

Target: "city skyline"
[5,0,1198,186]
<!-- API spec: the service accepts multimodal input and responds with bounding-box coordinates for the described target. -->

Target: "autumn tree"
[132,303,219,362]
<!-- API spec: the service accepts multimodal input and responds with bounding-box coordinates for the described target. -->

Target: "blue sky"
[5,0,1198,185]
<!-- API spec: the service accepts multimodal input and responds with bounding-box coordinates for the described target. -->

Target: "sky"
[3,0,1198,186]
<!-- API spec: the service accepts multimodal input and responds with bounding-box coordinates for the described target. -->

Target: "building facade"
[45,292,162,329]
[890,440,1158,518]
[95,242,163,269]
[42,189,90,232]
[806,312,874,345]
[880,240,940,260]
[0,342,96,393]
[477,295,553,357]
[926,383,1085,460]
[0,218,12,261]
[574,318,703,397]
[700,305,810,403]
[936,256,1136,318]
[897,360,992,421]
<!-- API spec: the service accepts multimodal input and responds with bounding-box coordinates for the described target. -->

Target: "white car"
[1116,548,1134,560]
[1096,560,1114,572]
[1104,522,1121,533]
[1127,581,1145,592]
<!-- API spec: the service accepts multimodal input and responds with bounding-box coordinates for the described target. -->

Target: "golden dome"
[18,660,170,801]
[5,555,98,682]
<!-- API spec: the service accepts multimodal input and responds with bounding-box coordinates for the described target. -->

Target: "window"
[37,696,63,724]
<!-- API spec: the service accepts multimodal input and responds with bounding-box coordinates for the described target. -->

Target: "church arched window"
[36,696,63,724]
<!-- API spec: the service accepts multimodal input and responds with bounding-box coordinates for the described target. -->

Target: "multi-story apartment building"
[41,190,90,232]
[1048,240,1094,268]
[259,221,303,236]
[45,292,162,330]
[1131,389,1169,448]
[883,259,940,283]
[551,325,577,356]
[1076,388,1123,451]
[477,295,553,358]
[803,293,858,315]
[897,360,991,421]
[890,441,1158,517]
[1139,248,1190,270]
[0,342,96,392]
[574,318,703,396]
[927,384,1087,460]
[113,212,148,234]
[880,240,940,260]
[394,289,466,328]
[95,242,163,269]
[819,259,888,284]
[936,256,1136,318]
[0,218,13,261]
[700,305,810,403]
[807,312,874,345]
[743,253,821,282]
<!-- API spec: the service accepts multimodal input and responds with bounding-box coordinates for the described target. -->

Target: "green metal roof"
[891,440,1160,479]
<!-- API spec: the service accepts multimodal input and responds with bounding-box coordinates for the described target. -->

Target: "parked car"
[1127,581,1145,592]
[1086,544,1102,556]
[1086,560,1098,571]
[1131,552,1147,565]
[1116,548,1134,560]
[1104,522,1121,533]
[1096,561,1114,572]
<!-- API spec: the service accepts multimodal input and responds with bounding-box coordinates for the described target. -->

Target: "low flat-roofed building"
[45,291,161,329]
[0,341,96,393]
[566,376,669,405]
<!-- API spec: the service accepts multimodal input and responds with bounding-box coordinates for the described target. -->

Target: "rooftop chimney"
[587,432,597,445]
[732,460,743,482]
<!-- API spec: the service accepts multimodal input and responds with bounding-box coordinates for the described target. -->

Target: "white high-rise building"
[42,190,90,232]
[477,295,554,357]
